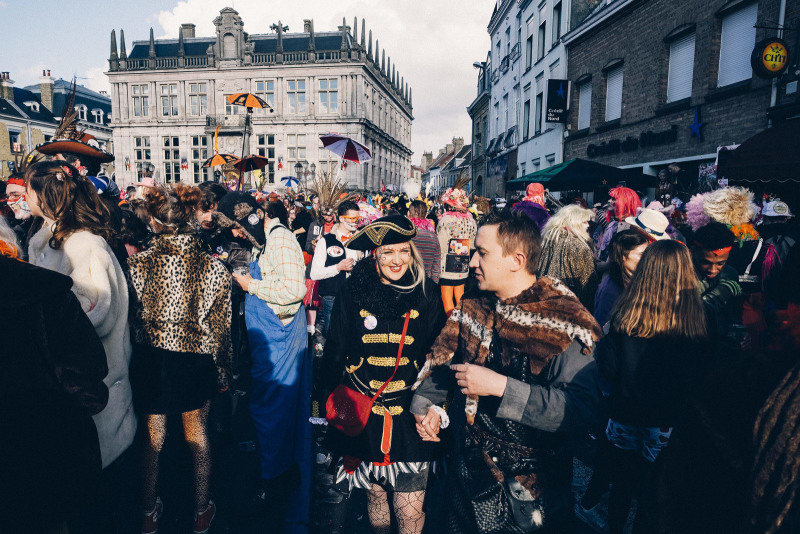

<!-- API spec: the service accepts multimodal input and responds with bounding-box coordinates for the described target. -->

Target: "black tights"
[141,402,211,513]
[607,446,655,534]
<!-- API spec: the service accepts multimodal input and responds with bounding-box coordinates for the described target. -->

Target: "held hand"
[451,363,508,398]
[414,407,441,442]
[337,258,355,272]
[232,272,252,291]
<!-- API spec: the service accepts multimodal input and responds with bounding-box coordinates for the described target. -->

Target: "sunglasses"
[340,215,360,222]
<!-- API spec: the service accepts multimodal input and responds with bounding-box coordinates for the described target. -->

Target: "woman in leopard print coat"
[127,184,231,533]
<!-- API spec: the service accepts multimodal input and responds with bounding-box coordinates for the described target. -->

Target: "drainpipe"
[769,0,787,126]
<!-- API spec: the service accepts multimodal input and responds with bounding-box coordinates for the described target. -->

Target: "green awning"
[507,158,652,191]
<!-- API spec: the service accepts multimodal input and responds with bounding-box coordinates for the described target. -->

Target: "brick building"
[563,0,799,189]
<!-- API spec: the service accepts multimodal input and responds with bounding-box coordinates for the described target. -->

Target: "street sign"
[546,79,569,123]
[751,38,790,78]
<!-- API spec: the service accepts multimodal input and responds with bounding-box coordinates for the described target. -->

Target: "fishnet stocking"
[367,485,392,534]
[394,490,426,534]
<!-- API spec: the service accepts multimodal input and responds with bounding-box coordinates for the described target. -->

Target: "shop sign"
[586,125,678,158]
[546,79,569,123]
[751,38,790,78]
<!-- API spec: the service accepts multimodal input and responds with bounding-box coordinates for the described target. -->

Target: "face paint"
[8,195,31,220]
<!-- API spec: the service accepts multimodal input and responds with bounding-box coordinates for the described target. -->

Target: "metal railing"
[510,42,520,62]
[499,56,509,73]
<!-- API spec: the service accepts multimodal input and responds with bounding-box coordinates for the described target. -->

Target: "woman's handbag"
[325,312,411,437]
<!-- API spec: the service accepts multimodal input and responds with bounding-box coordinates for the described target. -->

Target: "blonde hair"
[611,240,707,339]
[376,240,427,293]
[542,204,593,242]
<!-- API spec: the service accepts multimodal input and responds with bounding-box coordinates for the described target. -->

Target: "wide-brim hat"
[347,214,417,251]
[625,209,670,241]
[36,139,114,163]
[214,191,265,247]
[762,200,793,218]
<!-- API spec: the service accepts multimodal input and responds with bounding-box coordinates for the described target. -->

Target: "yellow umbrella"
[226,93,272,111]
[202,125,237,168]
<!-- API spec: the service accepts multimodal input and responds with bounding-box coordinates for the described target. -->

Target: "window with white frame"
[319,78,339,113]
[224,94,241,115]
[605,65,623,121]
[494,102,500,137]
[667,33,696,102]
[75,104,87,121]
[131,84,149,117]
[134,136,151,177]
[526,18,534,69]
[162,136,181,183]
[286,134,307,161]
[535,91,543,135]
[188,83,207,116]
[318,139,338,176]
[92,109,104,124]
[537,8,546,61]
[191,135,208,183]
[718,3,758,87]
[578,81,592,130]
[254,80,275,112]
[160,84,178,116]
[503,94,509,131]
[553,2,562,42]
[256,134,275,184]
[523,87,531,140]
[287,79,307,114]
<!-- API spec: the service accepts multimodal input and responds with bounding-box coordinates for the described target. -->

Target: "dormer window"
[92,109,104,124]
[23,101,40,113]
[75,104,87,121]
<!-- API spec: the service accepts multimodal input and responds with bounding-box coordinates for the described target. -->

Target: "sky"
[0,0,495,161]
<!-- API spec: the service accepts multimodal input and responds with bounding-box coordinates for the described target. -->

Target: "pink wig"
[686,193,711,232]
[607,186,641,222]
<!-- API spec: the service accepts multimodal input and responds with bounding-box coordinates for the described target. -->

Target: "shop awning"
[506,158,653,191]
[717,117,800,183]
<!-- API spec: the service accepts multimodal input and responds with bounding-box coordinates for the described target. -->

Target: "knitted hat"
[215,192,265,247]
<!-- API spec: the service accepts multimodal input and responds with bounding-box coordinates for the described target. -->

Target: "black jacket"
[319,258,447,462]
[597,329,705,427]
[0,256,109,529]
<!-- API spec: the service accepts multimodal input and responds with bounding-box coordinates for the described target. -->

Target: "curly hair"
[144,183,203,233]
[24,160,113,250]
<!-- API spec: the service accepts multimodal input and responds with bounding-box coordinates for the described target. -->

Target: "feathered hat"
[35,80,114,163]
[306,170,355,216]
[441,171,470,211]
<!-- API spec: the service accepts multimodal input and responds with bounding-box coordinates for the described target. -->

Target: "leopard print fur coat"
[127,233,233,385]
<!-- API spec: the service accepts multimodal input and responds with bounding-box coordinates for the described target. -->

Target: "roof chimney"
[40,70,54,111]
[453,137,465,153]
[303,19,312,33]
[0,72,15,100]
[180,23,196,39]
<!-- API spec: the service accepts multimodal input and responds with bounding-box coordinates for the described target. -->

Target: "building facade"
[107,8,412,190]
[467,59,490,195]
[563,0,799,184]
[0,72,113,180]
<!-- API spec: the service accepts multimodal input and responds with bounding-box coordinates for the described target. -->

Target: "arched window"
[92,109,104,124]
[75,104,87,121]
[223,34,236,58]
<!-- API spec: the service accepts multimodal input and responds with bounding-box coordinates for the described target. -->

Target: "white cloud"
[83,65,111,94]
[154,0,495,161]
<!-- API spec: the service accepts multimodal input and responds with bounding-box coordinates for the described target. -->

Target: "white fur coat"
[28,224,137,468]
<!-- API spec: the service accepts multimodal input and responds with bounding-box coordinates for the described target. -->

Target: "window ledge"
[705,79,752,103]
[568,127,590,140]
[596,118,621,132]
[655,97,691,116]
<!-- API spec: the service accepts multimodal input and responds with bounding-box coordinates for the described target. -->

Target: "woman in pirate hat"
[318,214,447,534]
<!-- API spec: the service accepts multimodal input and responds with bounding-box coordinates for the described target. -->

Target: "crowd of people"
[2,125,800,534]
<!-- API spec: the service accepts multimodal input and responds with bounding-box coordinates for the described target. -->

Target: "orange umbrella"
[203,125,237,168]
[226,93,272,111]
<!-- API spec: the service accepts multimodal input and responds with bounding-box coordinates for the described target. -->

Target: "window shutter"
[578,82,592,130]
[718,3,757,87]
[667,33,696,102]
[605,66,623,121]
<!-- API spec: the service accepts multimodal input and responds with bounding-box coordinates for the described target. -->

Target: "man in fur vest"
[411,209,602,533]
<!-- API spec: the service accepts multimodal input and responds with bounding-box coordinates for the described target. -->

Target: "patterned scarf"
[414,276,601,424]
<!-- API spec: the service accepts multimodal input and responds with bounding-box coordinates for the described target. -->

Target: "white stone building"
[106,8,412,191]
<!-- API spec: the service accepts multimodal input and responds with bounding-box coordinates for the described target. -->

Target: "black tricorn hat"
[347,215,417,252]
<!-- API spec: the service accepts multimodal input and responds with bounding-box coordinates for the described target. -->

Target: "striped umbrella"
[226,93,272,111]
[281,175,300,188]
[202,152,237,168]
[320,134,372,163]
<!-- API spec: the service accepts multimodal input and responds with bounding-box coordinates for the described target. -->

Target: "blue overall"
[246,259,312,532]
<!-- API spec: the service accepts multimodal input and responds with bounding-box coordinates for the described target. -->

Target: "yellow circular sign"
[762,41,788,72]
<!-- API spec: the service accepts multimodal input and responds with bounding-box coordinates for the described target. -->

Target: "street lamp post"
[294,161,303,191]
[308,162,316,190]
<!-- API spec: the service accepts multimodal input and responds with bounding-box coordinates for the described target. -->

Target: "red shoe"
[141,497,163,534]
[193,500,216,534]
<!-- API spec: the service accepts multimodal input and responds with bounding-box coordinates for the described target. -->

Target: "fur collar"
[347,257,425,320]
